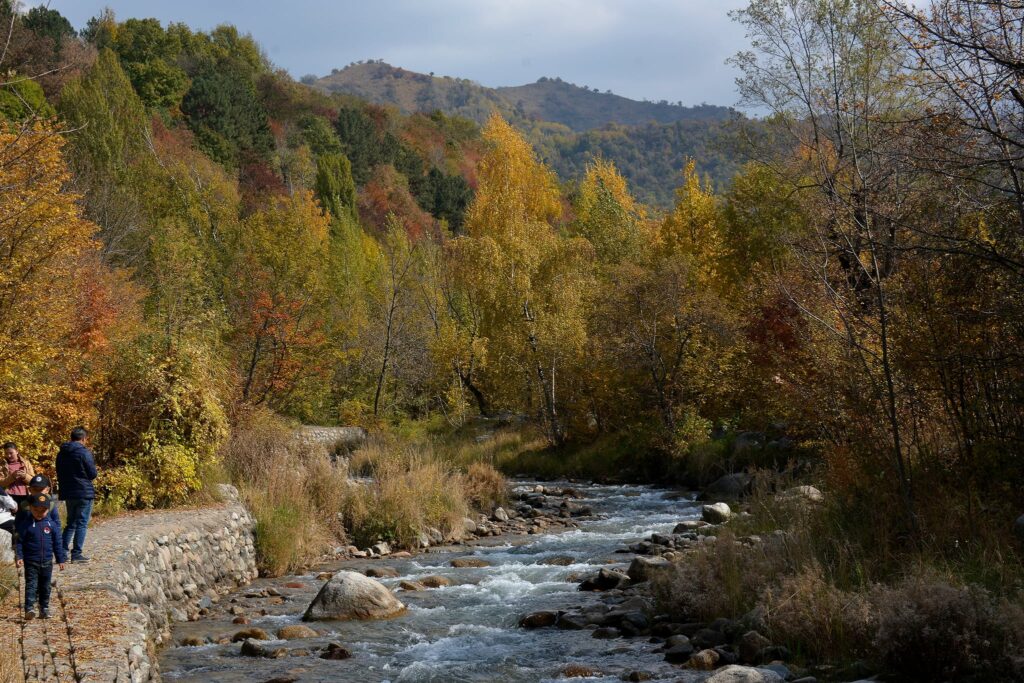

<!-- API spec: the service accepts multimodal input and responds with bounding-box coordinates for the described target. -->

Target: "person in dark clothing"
[55,426,96,563]
[16,474,60,527]
[15,493,67,619]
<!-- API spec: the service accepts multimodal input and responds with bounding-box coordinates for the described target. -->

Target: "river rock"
[627,556,671,583]
[399,580,425,591]
[231,627,271,642]
[462,517,478,534]
[364,566,399,579]
[277,625,319,640]
[540,555,575,566]
[579,568,629,591]
[702,502,732,524]
[302,570,406,621]
[319,642,352,660]
[701,473,753,501]
[782,485,824,504]
[561,664,598,677]
[519,611,558,628]
[239,638,285,658]
[688,648,721,670]
[673,520,708,533]
[1014,514,1024,541]
[623,672,654,682]
[371,542,392,556]
[705,665,784,683]
[493,507,510,522]
[739,630,770,664]
[451,557,490,568]
[180,636,205,647]
[420,575,451,588]
[663,638,695,663]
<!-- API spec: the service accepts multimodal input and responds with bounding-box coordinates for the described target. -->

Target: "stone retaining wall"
[5,484,258,681]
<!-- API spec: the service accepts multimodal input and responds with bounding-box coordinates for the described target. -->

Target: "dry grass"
[461,461,507,511]
[344,436,469,549]
[220,407,348,576]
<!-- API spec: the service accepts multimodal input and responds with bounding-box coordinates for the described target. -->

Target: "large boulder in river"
[705,665,783,683]
[700,473,753,501]
[702,502,732,524]
[780,485,824,504]
[302,570,406,621]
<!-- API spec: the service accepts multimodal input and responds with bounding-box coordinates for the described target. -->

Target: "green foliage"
[315,153,358,221]
[334,106,399,184]
[22,6,74,52]
[0,77,53,121]
[182,60,274,167]
[110,18,190,109]
[298,114,343,157]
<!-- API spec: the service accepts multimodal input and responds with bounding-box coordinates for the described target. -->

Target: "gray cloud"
[54,0,751,107]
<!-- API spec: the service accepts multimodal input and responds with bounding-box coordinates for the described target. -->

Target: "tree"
[314,153,358,222]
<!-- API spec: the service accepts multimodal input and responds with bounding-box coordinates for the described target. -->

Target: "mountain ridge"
[311,61,736,132]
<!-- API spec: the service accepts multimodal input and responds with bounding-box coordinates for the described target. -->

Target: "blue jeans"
[62,498,93,559]
[24,561,53,610]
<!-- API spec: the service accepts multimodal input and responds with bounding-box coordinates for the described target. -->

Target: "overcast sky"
[52,0,751,108]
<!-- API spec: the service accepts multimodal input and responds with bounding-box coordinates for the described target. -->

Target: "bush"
[98,339,228,510]
[652,530,791,622]
[871,575,1024,682]
[461,461,506,512]
[761,565,876,663]
[221,407,347,575]
[344,436,468,548]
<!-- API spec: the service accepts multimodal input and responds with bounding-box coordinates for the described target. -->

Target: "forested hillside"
[2,1,1024,678]
[314,61,747,203]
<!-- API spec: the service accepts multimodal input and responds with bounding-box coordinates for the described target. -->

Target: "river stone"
[579,568,629,591]
[701,473,753,501]
[1014,514,1024,541]
[320,643,352,660]
[623,672,654,682]
[399,580,425,591]
[782,485,824,504]
[519,611,558,628]
[277,625,319,640]
[688,649,721,670]
[705,665,784,683]
[739,630,771,664]
[231,627,271,642]
[702,502,732,524]
[673,520,708,533]
[420,575,451,588]
[561,664,598,677]
[462,517,478,534]
[239,638,285,658]
[451,557,490,568]
[493,507,510,522]
[302,570,406,622]
[364,566,400,578]
[627,556,671,583]
[371,542,392,556]
[180,636,205,647]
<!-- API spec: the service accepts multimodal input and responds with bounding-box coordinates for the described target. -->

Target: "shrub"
[870,575,1024,682]
[98,338,228,509]
[461,461,506,512]
[761,565,876,662]
[652,530,790,622]
[343,436,468,548]
[221,407,347,575]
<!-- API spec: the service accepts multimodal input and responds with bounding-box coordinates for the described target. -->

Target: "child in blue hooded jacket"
[15,493,66,619]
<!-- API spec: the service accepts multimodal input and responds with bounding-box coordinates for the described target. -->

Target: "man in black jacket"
[55,426,97,563]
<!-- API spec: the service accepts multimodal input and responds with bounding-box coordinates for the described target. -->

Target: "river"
[160,482,708,682]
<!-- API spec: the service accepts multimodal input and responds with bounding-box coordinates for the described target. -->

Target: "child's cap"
[29,493,50,508]
[28,474,50,489]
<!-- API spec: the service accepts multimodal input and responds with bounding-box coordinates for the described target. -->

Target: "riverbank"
[0,486,257,682]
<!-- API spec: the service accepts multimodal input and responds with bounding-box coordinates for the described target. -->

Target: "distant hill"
[310,62,749,205]
[312,62,735,132]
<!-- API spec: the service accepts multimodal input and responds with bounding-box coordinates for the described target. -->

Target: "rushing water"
[161,482,707,683]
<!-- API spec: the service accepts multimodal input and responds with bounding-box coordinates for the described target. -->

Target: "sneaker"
[39,608,49,619]
[71,556,90,563]
[24,610,34,621]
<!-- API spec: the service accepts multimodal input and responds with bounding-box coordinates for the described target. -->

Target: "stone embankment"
[1,484,257,682]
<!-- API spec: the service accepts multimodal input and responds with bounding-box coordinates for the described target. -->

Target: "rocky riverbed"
[159,482,798,682]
